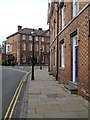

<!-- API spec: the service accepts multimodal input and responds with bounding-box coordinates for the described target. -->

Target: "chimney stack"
[38,28,42,31]
[18,25,22,31]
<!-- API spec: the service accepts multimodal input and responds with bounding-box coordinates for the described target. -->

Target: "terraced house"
[48,0,90,99]
[6,26,50,65]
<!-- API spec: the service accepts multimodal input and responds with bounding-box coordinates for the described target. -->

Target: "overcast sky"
[0,0,49,45]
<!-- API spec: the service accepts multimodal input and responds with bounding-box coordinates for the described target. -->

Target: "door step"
[64,82,78,94]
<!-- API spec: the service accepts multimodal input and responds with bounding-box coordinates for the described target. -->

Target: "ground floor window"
[22,55,26,63]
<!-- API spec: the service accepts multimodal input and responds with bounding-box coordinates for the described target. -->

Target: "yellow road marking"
[4,74,27,119]
[9,81,24,118]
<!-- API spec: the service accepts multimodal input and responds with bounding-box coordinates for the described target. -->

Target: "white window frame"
[22,55,26,63]
[61,6,65,29]
[22,43,26,51]
[73,0,79,17]
[36,36,38,41]
[61,42,65,68]
[36,44,39,51]
[42,45,44,52]
[42,37,44,42]
[22,35,26,40]
[29,35,32,40]
[6,44,10,53]
[29,44,32,51]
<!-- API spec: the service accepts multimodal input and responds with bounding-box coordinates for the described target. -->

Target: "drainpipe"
[56,2,59,81]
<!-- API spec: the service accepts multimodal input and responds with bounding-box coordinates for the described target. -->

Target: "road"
[2,66,30,118]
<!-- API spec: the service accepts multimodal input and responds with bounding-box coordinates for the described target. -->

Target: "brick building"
[6,26,50,65]
[48,0,90,99]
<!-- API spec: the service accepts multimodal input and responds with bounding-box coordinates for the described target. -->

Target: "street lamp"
[31,29,36,80]
[40,47,42,70]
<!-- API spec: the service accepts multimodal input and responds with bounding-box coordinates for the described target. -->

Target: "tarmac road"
[2,66,26,118]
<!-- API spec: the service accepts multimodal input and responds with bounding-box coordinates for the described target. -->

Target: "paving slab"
[26,66,89,118]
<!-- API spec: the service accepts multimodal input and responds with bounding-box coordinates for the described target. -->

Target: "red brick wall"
[49,1,89,98]
[58,4,89,98]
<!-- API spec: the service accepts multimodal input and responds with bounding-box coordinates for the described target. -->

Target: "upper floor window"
[46,38,50,43]
[22,35,26,40]
[6,44,12,53]
[35,44,39,51]
[22,43,26,51]
[61,41,65,68]
[46,45,49,52]
[61,6,65,29]
[29,44,32,51]
[73,0,79,17]
[29,35,32,40]
[36,36,38,41]
[42,45,44,52]
[46,31,50,36]
[42,37,44,42]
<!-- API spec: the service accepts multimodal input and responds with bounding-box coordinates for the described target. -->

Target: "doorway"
[73,35,78,83]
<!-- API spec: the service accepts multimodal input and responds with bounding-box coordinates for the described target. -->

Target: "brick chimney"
[18,25,22,31]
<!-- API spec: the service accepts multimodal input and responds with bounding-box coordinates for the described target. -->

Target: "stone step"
[64,84,78,94]
[68,81,78,88]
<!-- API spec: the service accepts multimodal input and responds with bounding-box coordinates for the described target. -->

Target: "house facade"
[48,0,90,99]
[6,26,50,65]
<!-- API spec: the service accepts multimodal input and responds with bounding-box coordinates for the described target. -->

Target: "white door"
[73,35,78,82]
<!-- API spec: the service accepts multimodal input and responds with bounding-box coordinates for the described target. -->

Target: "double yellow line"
[4,72,29,119]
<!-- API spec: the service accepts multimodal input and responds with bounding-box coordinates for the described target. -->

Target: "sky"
[0,0,49,45]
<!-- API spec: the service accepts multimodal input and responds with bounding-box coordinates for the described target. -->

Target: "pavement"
[21,66,89,119]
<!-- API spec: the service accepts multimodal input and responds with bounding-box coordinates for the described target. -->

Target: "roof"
[6,28,47,39]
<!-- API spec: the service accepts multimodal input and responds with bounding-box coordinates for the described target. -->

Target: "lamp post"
[40,47,42,70]
[31,29,36,80]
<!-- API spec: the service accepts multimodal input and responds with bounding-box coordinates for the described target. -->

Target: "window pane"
[22,55,26,63]
[61,42,65,67]
[62,6,64,29]
[36,36,38,41]
[22,35,26,40]
[29,44,32,51]
[29,35,32,40]
[36,45,39,51]
[42,37,44,42]
[73,0,79,17]
[22,43,26,51]
[42,45,44,52]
